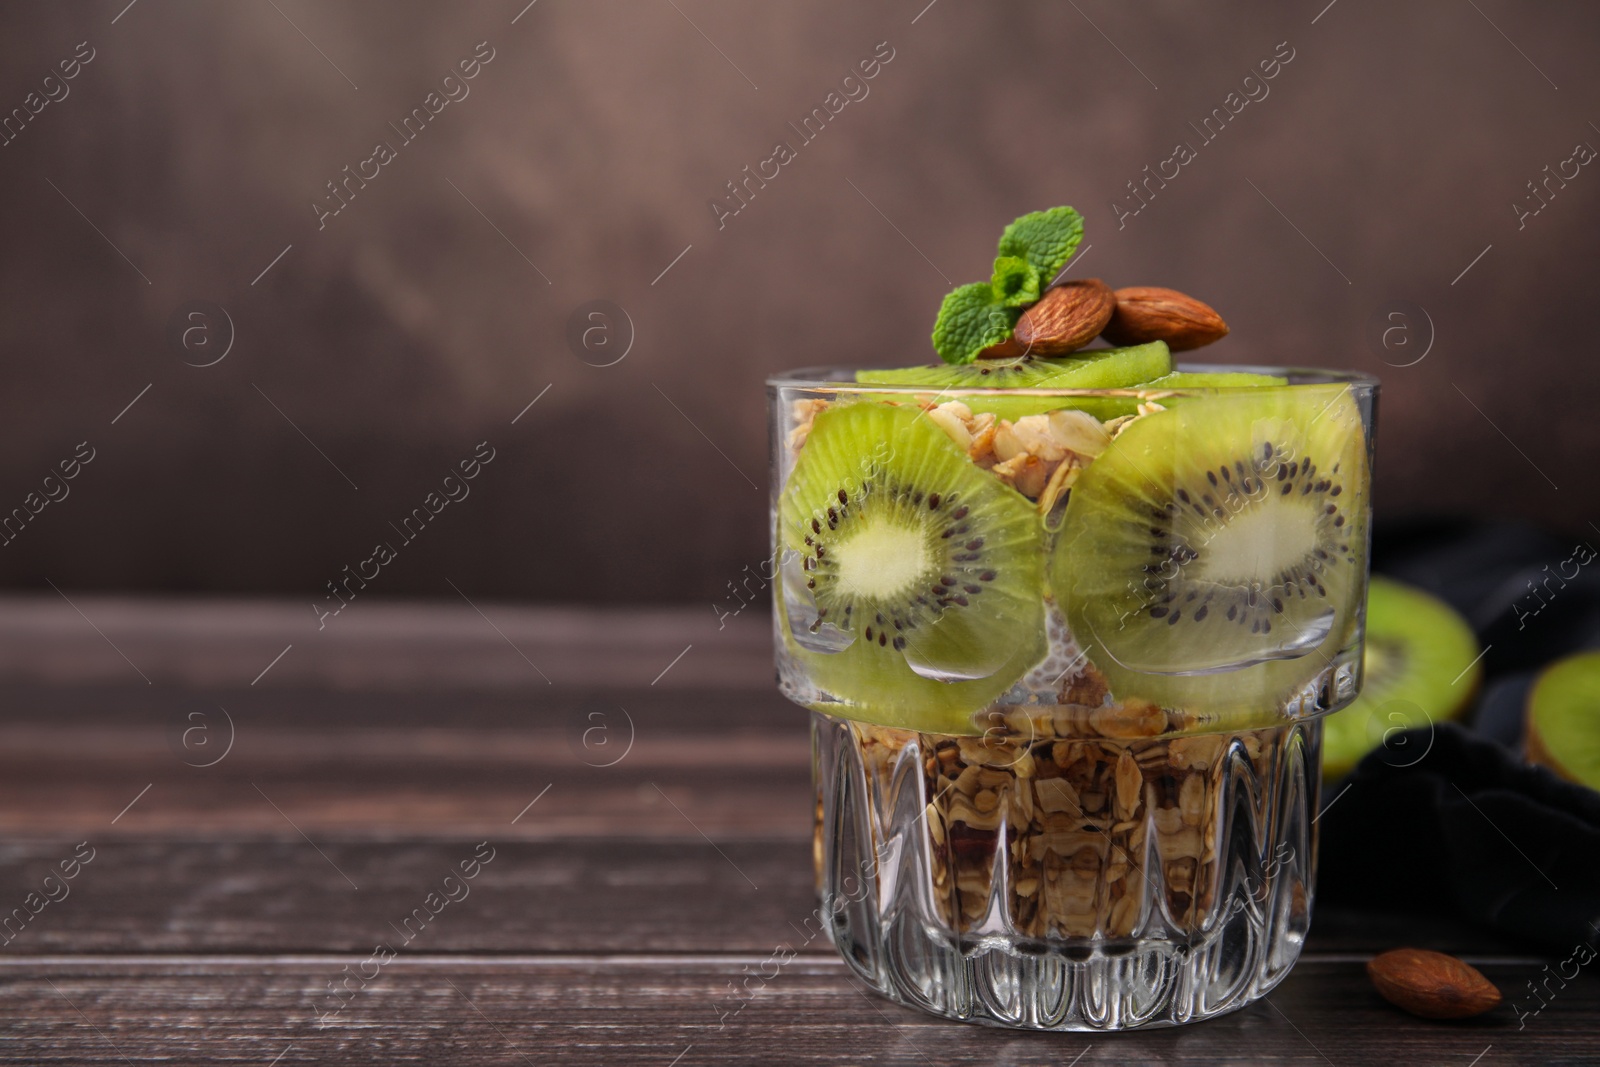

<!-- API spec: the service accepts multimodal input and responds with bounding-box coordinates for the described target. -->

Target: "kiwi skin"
[1525,650,1600,790]
[1321,577,1482,779]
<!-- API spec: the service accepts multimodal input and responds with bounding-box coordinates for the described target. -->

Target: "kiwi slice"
[1051,384,1369,715]
[1143,371,1289,389]
[1076,371,1291,422]
[1526,650,1600,790]
[1321,576,1482,778]
[777,400,1044,733]
[855,342,1171,421]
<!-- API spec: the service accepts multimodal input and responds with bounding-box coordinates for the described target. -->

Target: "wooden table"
[0,597,1592,1064]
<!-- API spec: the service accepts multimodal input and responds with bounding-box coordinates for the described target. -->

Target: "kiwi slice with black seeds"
[1526,650,1600,791]
[777,401,1043,733]
[1321,576,1482,778]
[855,342,1171,421]
[1052,385,1369,714]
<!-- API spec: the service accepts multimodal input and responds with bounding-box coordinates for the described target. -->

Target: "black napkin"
[1372,517,1600,676]
[1319,722,1600,952]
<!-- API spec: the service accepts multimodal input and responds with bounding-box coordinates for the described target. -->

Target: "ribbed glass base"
[812,710,1320,1030]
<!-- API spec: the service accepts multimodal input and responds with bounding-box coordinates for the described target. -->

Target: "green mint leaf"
[990,255,1041,308]
[996,206,1084,284]
[931,282,1019,365]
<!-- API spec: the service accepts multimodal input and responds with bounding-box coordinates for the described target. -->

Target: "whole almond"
[1367,948,1502,1020]
[1012,279,1116,356]
[1101,286,1229,351]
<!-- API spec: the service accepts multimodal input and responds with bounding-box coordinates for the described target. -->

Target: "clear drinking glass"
[769,367,1377,1030]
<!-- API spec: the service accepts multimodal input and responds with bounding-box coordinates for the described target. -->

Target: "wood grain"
[0,602,1590,1063]
[0,840,807,956]
[0,837,1533,960]
[0,958,1572,1066]
[0,599,772,692]
[0,683,812,838]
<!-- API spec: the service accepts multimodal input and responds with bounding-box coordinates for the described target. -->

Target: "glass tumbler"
[769,367,1377,1030]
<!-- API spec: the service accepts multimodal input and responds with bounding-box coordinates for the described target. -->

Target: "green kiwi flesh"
[1076,371,1293,421]
[855,342,1171,421]
[777,400,1044,733]
[1143,371,1289,389]
[1321,576,1482,778]
[1526,650,1600,790]
[1052,385,1369,715]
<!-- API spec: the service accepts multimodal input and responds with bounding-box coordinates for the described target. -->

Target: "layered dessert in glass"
[769,207,1376,1030]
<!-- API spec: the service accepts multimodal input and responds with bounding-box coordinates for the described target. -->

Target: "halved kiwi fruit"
[1526,650,1600,790]
[855,342,1171,421]
[777,400,1043,733]
[1051,384,1369,715]
[1321,576,1482,778]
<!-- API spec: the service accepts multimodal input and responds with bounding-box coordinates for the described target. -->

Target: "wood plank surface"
[0,683,813,838]
[0,601,1592,1063]
[0,958,1574,1066]
[0,837,1535,959]
[0,840,802,955]
[0,598,773,692]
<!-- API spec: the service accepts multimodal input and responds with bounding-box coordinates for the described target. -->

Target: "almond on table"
[1367,948,1502,1020]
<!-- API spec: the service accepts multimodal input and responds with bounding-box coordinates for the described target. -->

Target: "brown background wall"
[0,1,1595,606]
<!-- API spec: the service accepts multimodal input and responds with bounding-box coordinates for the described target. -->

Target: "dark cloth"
[1372,517,1600,676]
[1320,722,1600,952]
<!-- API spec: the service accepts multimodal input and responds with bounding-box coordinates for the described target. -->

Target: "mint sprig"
[930,206,1085,364]
[990,255,1041,308]
[997,206,1084,285]
[931,284,1020,366]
